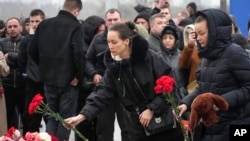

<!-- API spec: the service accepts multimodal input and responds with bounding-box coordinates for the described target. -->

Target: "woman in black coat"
[65,21,184,141]
[178,9,250,141]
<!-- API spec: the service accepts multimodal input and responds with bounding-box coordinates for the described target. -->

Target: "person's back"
[31,11,83,87]
[29,0,84,140]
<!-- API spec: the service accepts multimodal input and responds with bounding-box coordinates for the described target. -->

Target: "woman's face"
[107,30,129,57]
[195,20,208,48]
[162,34,176,49]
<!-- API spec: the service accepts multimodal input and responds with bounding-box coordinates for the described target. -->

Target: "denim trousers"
[44,84,79,141]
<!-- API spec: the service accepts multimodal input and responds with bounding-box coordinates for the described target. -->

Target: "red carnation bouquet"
[28,94,88,141]
[154,75,190,141]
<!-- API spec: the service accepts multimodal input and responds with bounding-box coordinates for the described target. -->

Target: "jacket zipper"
[13,42,16,88]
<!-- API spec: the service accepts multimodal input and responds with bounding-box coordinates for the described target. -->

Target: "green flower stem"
[35,102,89,141]
[166,94,190,141]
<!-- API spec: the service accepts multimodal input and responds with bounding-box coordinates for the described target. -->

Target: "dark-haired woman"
[65,22,184,141]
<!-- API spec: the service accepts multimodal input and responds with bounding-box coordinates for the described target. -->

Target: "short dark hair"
[105,8,122,18]
[63,0,82,11]
[30,9,46,20]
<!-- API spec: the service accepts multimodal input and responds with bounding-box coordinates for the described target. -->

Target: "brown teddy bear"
[189,93,229,130]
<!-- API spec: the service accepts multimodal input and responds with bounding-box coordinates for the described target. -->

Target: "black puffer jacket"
[80,35,171,120]
[181,9,250,141]
[0,36,26,87]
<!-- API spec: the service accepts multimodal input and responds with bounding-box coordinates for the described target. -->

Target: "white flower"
[36,132,51,141]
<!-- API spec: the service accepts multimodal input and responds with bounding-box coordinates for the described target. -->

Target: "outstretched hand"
[64,114,86,129]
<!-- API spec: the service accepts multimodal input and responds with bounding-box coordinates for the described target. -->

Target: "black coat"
[18,35,41,83]
[29,10,84,87]
[85,30,108,79]
[181,9,250,141]
[80,35,171,120]
[0,36,26,87]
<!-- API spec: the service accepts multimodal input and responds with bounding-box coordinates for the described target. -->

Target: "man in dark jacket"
[85,8,129,141]
[28,0,84,140]
[18,9,46,135]
[0,17,25,129]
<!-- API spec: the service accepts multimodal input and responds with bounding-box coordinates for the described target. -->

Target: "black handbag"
[143,109,177,136]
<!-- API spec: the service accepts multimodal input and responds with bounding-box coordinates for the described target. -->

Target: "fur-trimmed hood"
[104,34,149,71]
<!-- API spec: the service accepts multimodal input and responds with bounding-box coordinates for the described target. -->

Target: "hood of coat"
[83,16,105,46]
[196,9,232,59]
[104,34,149,72]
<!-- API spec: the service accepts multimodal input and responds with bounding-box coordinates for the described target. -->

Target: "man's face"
[135,18,149,31]
[105,11,122,28]
[30,15,43,33]
[160,8,171,23]
[6,19,22,39]
[150,17,167,35]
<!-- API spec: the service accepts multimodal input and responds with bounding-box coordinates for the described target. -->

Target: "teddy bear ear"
[189,109,201,130]
[212,94,229,111]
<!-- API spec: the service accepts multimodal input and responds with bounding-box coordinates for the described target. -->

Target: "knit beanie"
[161,25,178,40]
[134,12,150,24]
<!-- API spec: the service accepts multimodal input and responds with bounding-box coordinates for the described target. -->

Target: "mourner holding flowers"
[65,21,184,141]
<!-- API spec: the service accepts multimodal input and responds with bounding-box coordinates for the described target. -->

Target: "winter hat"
[186,2,197,13]
[83,15,105,45]
[134,12,150,24]
[161,25,178,40]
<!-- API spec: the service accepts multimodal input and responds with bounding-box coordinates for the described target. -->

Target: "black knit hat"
[187,2,197,13]
[134,12,150,24]
[161,25,178,40]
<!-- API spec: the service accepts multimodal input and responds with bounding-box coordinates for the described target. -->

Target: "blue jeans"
[44,85,79,140]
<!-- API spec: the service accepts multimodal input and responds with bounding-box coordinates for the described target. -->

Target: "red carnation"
[5,126,16,138]
[154,75,175,94]
[49,132,60,141]
[28,94,44,115]
[163,83,173,94]
[154,85,163,94]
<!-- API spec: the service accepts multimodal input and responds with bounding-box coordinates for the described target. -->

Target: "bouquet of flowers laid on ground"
[28,94,88,141]
[154,75,190,141]
[0,126,59,141]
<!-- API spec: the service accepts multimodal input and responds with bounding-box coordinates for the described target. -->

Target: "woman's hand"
[139,108,154,128]
[64,114,86,129]
[173,104,187,119]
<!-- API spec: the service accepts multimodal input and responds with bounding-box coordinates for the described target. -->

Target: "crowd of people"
[1,0,250,141]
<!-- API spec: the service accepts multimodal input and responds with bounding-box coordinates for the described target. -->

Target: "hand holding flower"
[64,114,86,129]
